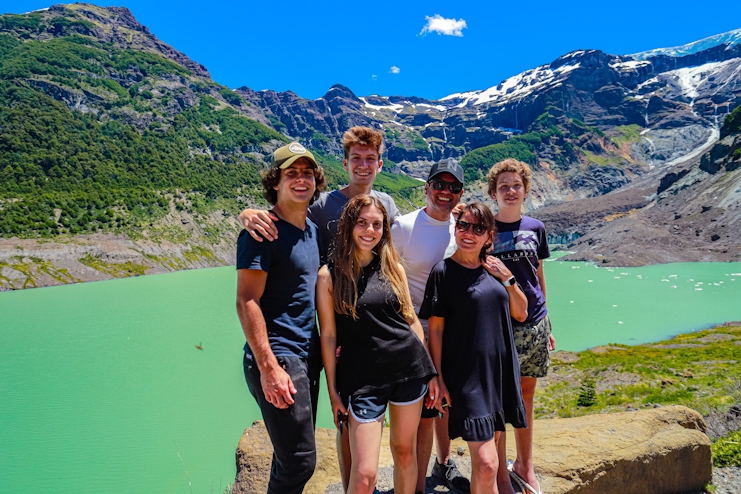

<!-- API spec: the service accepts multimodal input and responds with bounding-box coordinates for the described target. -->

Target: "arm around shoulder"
[238,208,279,242]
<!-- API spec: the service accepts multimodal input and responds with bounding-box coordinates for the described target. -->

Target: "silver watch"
[502,276,516,287]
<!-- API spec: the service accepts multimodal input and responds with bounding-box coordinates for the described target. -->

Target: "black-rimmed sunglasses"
[455,220,488,236]
[429,178,463,194]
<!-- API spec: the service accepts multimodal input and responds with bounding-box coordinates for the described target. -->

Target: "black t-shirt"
[332,256,436,397]
[236,215,321,359]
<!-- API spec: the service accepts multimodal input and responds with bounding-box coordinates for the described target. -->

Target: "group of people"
[235,127,555,494]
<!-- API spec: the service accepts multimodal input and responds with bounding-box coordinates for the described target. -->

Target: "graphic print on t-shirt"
[492,230,539,262]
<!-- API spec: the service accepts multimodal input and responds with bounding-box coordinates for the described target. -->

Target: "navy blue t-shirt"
[236,214,321,359]
[490,216,550,324]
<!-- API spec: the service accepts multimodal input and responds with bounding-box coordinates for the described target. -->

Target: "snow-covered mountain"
[631,28,741,60]
[238,28,741,202]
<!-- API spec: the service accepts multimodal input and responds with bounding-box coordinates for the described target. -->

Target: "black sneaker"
[431,458,471,493]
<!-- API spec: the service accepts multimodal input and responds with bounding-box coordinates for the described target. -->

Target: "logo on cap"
[442,161,459,172]
[289,143,307,154]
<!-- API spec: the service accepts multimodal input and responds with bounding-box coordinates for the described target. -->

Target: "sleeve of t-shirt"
[537,223,551,260]
[236,229,273,271]
[419,262,447,319]
[390,220,405,257]
[387,197,400,223]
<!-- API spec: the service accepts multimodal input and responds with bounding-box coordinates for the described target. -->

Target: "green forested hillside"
[0,7,422,238]
[459,107,628,183]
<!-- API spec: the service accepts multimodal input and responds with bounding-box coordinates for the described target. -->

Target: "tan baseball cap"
[271,142,318,169]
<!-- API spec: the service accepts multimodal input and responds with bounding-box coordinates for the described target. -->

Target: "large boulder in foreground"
[529,405,710,493]
[233,405,711,494]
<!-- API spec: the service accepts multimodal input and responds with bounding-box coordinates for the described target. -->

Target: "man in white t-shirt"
[391,160,471,494]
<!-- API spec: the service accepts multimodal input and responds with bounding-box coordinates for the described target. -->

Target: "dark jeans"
[243,354,320,494]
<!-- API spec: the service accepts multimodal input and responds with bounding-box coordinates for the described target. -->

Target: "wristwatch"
[502,276,516,287]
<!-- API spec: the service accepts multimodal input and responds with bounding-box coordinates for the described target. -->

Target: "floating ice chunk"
[570,301,574,303]
[689,279,694,281]
[618,321,624,324]
[672,286,677,288]
[614,276,621,279]
[621,272,629,275]
[612,304,617,307]
[572,266,580,269]
[636,275,643,279]
[669,275,677,278]
[695,288,703,291]
[661,279,670,282]
[588,280,593,283]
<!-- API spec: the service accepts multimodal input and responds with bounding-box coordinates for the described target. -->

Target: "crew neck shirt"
[236,214,321,359]
[491,215,550,324]
[391,208,457,313]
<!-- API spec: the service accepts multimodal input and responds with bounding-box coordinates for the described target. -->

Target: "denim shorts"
[347,377,428,423]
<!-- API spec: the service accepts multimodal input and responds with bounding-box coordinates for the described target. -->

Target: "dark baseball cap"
[428,159,464,184]
[271,142,318,169]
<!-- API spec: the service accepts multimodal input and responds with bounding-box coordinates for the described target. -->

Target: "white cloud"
[371,74,378,81]
[389,66,401,74]
[420,14,467,37]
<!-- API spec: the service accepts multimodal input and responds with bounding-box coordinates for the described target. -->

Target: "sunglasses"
[455,220,488,236]
[429,178,463,194]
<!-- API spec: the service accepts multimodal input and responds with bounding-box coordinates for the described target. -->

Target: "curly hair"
[332,194,414,320]
[456,201,496,260]
[342,126,384,158]
[486,158,532,197]
[261,158,327,206]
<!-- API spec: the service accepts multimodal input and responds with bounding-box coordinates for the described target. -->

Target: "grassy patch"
[713,429,741,467]
[183,246,217,263]
[610,124,643,147]
[79,254,149,277]
[0,255,81,288]
[537,324,741,419]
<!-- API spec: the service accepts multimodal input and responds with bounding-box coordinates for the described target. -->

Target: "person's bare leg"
[389,400,424,494]
[468,438,499,494]
[347,415,384,494]
[513,377,539,493]
[416,417,434,493]
[434,413,451,463]
[337,429,352,492]
[431,412,471,492]
[496,431,516,494]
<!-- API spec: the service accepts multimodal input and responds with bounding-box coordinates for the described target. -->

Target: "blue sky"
[5,1,741,100]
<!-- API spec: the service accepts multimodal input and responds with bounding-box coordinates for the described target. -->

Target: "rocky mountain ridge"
[239,31,741,205]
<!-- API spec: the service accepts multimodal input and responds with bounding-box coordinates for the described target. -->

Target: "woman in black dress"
[317,194,439,494]
[420,201,528,494]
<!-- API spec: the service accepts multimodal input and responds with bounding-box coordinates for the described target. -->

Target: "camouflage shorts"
[513,314,552,379]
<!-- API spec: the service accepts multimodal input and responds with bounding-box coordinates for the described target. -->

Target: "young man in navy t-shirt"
[235,142,326,494]
[487,159,556,494]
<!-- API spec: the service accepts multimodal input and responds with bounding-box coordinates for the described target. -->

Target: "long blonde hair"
[332,194,414,320]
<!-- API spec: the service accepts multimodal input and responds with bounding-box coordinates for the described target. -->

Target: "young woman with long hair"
[317,194,439,494]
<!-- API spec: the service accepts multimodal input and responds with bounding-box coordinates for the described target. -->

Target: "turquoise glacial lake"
[1,260,740,493]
